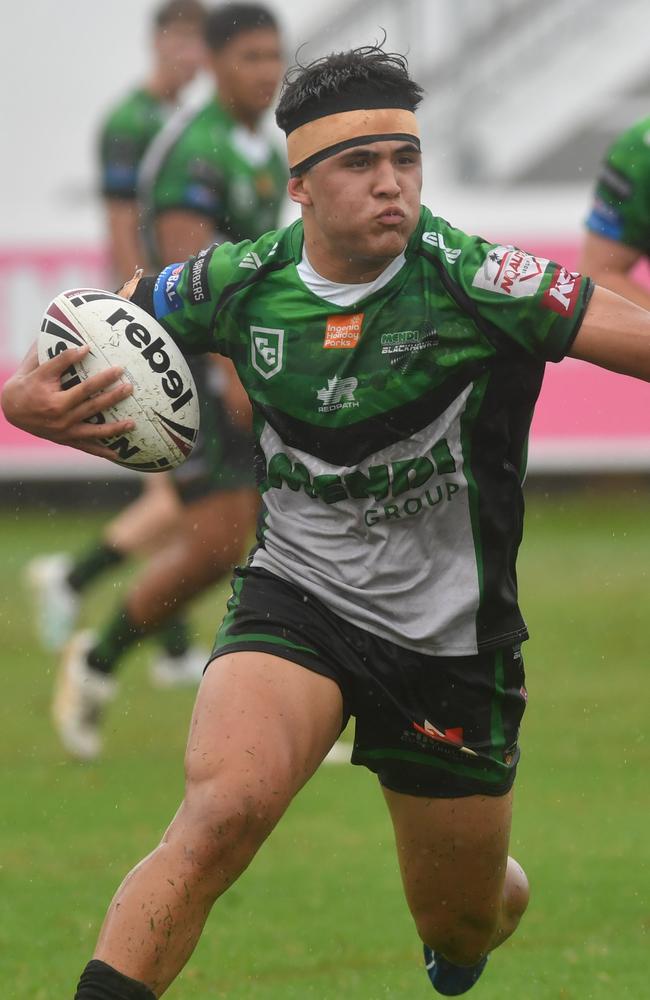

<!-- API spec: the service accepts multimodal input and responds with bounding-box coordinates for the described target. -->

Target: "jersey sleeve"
[99,104,158,200]
[429,224,593,362]
[584,120,650,252]
[147,240,252,355]
[152,134,226,219]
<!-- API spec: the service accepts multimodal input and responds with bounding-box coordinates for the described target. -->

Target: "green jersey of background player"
[98,0,206,281]
[139,97,286,262]
[580,115,650,310]
[139,2,286,269]
[4,43,650,1000]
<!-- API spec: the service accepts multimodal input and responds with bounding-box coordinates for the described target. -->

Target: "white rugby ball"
[37,288,200,471]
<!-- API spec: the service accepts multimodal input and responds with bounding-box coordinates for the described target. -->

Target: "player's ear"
[288,174,313,207]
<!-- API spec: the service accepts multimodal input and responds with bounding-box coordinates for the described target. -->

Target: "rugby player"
[580,115,650,308]
[25,0,207,664]
[50,2,286,760]
[4,43,650,999]
[100,0,207,282]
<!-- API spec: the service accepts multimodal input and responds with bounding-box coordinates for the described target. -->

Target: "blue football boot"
[423,945,488,995]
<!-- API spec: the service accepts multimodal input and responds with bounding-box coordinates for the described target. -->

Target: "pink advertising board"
[0,242,649,477]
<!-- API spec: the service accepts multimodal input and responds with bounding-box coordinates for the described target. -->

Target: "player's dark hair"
[154,0,206,30]
[204,3,279,52]
[275,44,424,135]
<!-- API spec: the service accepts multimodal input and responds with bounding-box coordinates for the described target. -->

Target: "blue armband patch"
[153,262,185,317]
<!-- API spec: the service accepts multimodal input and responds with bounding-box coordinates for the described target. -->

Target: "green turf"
[1,488,649,998]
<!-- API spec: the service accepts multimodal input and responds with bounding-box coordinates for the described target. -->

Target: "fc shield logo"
[251,326,284,379]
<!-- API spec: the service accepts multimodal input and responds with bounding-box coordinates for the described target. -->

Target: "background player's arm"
[578,232,650,311]
[105,198,147,281]
[569,284,650,378]
[214,355,252,430]
[155,211,253,428]
[156,209,217,264]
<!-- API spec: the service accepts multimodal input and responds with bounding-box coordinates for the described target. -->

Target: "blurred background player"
[26,0,208,676]
[51,1,287,760]
[99,0,207,282]
[580,114,650,309]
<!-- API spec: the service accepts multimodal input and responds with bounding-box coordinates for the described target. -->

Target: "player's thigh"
[383,786,513,931]
[184,650,345,819]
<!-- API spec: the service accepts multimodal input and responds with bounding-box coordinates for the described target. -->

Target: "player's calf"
[415,855,530,966]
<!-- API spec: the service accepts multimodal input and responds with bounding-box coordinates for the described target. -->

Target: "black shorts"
[170,359,255,503]
[209,567,528,798]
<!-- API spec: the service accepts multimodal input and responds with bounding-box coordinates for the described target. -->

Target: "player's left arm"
[578,231,650,311]
[569,283,650,380]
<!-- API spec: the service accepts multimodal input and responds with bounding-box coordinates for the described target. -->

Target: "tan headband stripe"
[287,108,420,169]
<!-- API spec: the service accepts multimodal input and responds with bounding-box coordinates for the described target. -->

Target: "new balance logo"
[240,251,262,270]
[316,375,359,413]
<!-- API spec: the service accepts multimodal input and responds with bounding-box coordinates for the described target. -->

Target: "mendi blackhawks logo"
[251,326,285,379]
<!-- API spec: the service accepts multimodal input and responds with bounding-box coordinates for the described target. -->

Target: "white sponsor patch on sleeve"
[472,245,549,298]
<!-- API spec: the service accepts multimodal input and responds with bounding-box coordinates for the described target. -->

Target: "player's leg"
[26,475,182,651]
[101,472,183,555]
[384,787,529,994]
[127,487,258,632]
[53,488,258,759]
[74,649,344,998]
[348,636,529,994]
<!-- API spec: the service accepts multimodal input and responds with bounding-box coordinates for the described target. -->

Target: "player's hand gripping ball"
[37,288,200,470]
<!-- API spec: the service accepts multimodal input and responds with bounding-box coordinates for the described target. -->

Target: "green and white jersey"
[99,89,166,199]
[585,116,650,253]
[150,206,592,656]
[139,95,287,265]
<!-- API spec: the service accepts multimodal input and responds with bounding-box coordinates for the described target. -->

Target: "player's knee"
[176,777,284,875]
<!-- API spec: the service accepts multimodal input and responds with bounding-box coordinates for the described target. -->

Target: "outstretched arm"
[570,283,650,379]
[1,343,135,459]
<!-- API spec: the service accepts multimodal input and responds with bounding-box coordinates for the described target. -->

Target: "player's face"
[211,28,284,123]
[291,140,423,279]
[155,23,207,90]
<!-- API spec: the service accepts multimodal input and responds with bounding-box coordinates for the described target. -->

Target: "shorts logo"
[412,720,478,757]
[323,313,364,349]
[472,245,548,298]
[542,266,581,316]
[251,326,285,379]
[316,375,359,412]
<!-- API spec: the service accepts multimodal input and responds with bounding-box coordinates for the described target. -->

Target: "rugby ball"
[37,288,200,471]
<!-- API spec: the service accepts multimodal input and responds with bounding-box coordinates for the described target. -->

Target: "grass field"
[1,487,649,999]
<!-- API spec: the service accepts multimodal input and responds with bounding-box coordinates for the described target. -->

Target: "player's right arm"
[0,344,135,458]
[1,232,275,455]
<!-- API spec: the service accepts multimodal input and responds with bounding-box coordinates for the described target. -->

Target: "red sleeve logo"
[542,266,582,316]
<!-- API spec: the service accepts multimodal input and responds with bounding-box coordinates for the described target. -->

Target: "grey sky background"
[0,1,591,243]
